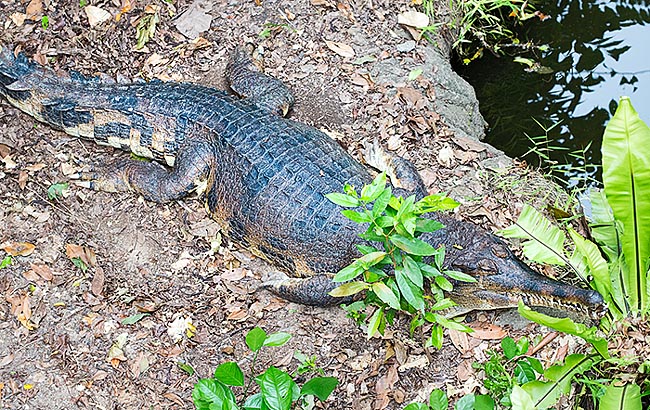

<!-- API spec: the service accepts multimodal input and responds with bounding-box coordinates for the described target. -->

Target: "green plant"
[421,0,542,63]
[41,15,49,30]
[496,97,649,408]
[0,256,11,269]
[326,173,476,347]
[192,327,338,410]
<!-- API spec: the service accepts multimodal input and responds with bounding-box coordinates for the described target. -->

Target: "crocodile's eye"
[491,243,509,258]
[477,259,498,273]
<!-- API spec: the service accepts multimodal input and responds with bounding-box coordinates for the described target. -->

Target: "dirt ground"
[0,1,580,409]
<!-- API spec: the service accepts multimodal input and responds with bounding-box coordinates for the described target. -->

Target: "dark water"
[456,0,650,185]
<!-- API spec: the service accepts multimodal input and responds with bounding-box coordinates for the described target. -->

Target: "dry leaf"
[65,243,96,267]
[31,264,53,281]
[468,323,507,340]
[18,170,28,190]
[0,354,15,368]
[325,41,355,58]
[397,10,429,28]
[457,359,475,382]
[10,12,27,26]
[448,328,471,354]
[221,268,246,281]
[226,308,248,321]
[85,6,111,27]
[175,0,212,39]
[6,292,36,330]
[374,364,399,410]
[115,0,133,21]
[130,352,150,378]
[25,0,42,20]
[1,154,17,169]
[91,266,105,296]
[1,241,36,257]
[24,163,46,172]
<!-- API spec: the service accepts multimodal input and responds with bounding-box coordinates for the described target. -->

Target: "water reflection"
[456,0,650,185]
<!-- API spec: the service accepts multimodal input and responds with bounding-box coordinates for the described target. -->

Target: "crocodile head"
[429,215,607,320]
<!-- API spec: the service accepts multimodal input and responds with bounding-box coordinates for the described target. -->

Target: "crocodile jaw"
[448,255,607,320]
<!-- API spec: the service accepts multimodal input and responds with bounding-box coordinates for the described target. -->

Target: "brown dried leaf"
[397,10,429,28]
[457,359,475,382]
[65,243,96,267]
[18,170,28,190]
[221,268,246,281]
[25,0,42,20]
[0,353,15,368]
[9,13,26,27]
[1,242,36,257]
[24,163,46,172]
[174,0,213,39]
[468,323,507,340]
[85,6,112,27]
[448,328,471,354]
[325,41,355,58]
[374,364,398,409]
[163,392,185,407]
[91,266,105,296]
[226,308,248,321]
[31,264,53,281]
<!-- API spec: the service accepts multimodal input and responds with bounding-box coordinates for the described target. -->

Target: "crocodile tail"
[0,45,42,97]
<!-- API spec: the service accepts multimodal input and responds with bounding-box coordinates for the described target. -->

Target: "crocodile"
[0,45,606,319]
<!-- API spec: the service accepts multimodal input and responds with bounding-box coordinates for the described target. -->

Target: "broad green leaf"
[568,228,620,317]
[372,188,392,217]
[121,313,149,325]
[428,388,448,410]
[329,281,369,297]
[408,68,423,81]
[396,267,424,311]
[454,394,475,410]
[361,172,386,202]
[325,193,361,208]
[246,327,267,352]
[415,217,444,233]
[509,385,535,410]
[518,302,609,358]
[433,314,472,332]
[522,354,593,409]
[371,282,400,309]
[256,367,299,410]
[444,269,477,283]
[514,361,537,384]
[588,189,621,261]
[243,393,266,410]
[599,382,642,410]
[474,394,495,410]
[403,404,428,410]
[214,362,245,386]
[434,275,453,292]
[501,337,517,360]
[601,96,650,313]
[428,323,443,349]
[333,263,365,282]
[263,332,291,347]
[358,251,388,268]
[341,210,372,223]
[367,307,384,339]
[192,379,239,410]
[403,255,424,289]
[499,204,568,265]
[430,297,456,311]
[300,376,338,401]
[390,235,437,256]
[417,194,459,212]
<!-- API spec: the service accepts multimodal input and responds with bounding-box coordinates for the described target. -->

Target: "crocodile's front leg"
[74,139,213,202]
[261,272,350,306]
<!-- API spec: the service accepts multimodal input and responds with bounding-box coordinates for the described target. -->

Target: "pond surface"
[456,0,650,185]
